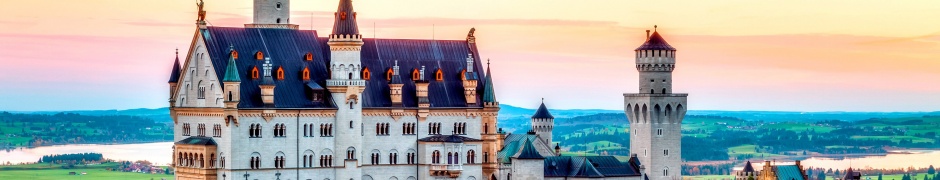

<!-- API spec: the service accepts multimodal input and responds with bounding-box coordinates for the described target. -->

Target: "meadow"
[0,162,173,180]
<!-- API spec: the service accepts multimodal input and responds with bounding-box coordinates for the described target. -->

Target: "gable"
[176,30,224,108]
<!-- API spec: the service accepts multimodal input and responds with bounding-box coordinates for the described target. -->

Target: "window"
[376,123,389,136]
[483,152,489,163]
[467,150,475,164]
[197,124,206,136]
[664,149,669,156]
[349,121,354,129]
[250,154,261,169]
[302,67,310,81]
[276,2,282,9]
[182,123,191,136]
[460,69,467,80]
[251,67,259,79]
[249,124,262,138]
[231,50,239,59]
[657,128,663,136]
[362,68,371,80]
[320,123,333,136]
[386,69,394,81]
[274,153,285,169]
[447,152,453,164]
[435,69,443,81]
[305,52,313,61]
[320,155,334,167]
[664,168,669,177]
[454,122,467,135]
[276,67,285,80]
[370,152,379,165]
[220,156,225,168]
[212,124,222,137]
[255,51,264,60]
[402,123,416,135]
[389,152,398,165]
[407,152,416,164]
[273,123,286,137]
[346,147,356,160]
[428,122,441,135]
[432,151,441,164]
[411,69,420,81]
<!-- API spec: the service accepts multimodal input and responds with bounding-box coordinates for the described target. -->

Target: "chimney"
[645,30,651,41]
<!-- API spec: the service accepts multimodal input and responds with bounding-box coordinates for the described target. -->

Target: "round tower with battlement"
[531,100,554,145]
[625,26,687,180]
[253,0,290,24]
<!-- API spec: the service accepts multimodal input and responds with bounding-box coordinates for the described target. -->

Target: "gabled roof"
[498,133,555,163]
[168,52,181,83]
[331,0,359,35]
[532,102,554,119]
[513,139,545,159]
[774,165,805,180]
[175,136,217,146]
[199,26,488,109]
[543,156,641,178]
[843,168,861,180]
[418,135,482,143]
[635,30,676,51]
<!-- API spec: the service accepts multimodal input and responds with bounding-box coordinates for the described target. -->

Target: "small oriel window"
[251,67,260,79]
[411,69,420,81]
[255,51,264,60]
[277,67,285,80]
[435,69,443,81]
[305,52,313,61]
[386,69,394,81]
[362,68,371,80]
[302,67,310,81]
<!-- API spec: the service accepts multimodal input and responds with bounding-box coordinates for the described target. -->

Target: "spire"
[482,59,497,103]
[635,26,676,51]
[390,60,402,84]
[532,100,554,119]
[168,49,182,83]
[743,161,755,172]
[331,0,359,35]
[223,45,241,82]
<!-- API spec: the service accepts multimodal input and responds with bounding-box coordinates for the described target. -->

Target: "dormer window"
[305,52,313,61]
[386,69,394,81]
[412,69,420,81]
[277,67,285,80]
[362,68,371,80]
[251,67,260,79]
[255,51,264,60]
[460,69,467,80]
[302,67,310,81]
[435,69,443,81]
[231,50,239,59]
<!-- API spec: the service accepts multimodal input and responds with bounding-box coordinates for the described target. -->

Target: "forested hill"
[14,108,171,123]
[0,112,172,148]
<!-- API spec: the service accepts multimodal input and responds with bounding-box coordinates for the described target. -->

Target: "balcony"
[326,79,366,87]
[430,164,462,178]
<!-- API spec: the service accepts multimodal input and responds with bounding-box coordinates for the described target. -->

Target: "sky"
[0,0,938,112]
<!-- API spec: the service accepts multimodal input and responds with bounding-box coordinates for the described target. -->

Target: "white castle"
[167,1,686,180]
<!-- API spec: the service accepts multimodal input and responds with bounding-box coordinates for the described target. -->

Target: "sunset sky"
[1,0,939,112]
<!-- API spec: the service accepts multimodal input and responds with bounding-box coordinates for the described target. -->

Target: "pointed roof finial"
[332,0,360,35]
[654,25,658,31]
[175,48,179,56]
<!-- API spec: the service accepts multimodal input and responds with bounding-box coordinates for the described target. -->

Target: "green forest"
[0,112,172,148]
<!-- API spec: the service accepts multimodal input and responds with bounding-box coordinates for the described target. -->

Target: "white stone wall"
[625,96,685,180]
[253,0,291,24]
[509,159,543,180]
[176,34,223,108]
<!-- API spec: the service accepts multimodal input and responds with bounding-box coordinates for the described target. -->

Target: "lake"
[0,142,173,166]
[800,150,940,170]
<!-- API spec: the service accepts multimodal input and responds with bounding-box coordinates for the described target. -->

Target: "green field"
[763,122,836,133]
[727,144,782,158]
[0,163,173,180]
[850,135,936,143]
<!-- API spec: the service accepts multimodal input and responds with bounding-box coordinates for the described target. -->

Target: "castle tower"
[222,45,241,126]
[624,26,687,180]
[531,100,554,145]
[325,0,365,179]
[168,49,182,123]
[481,59,501,178]
[246,0,298,29]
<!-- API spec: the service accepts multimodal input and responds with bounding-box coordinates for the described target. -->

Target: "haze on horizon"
[0,0,938,112]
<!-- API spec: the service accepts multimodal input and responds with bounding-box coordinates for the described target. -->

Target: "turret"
[531,100,554,145]
[168,49,182,105]
[482,59,498,107]
[222,46,241,126]
[635,26,677,95]
[462,54,479,106]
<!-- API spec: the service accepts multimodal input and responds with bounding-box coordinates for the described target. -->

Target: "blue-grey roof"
[743,161,755,172]
[532,102,554,119]
[482,63,496,103]
[418,135,482,143]
[775,165,805,180]
[175,136,217,146]
[331,0,359,35]
[543,156,641,178]
[514,139,544,159]
[635,31,676,51]
[199,26,487,109]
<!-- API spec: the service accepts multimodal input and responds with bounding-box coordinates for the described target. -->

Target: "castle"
[167,1,686,180]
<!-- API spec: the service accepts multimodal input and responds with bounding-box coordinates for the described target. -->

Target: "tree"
[925,174,930,180]
[879,173,883,180]
[818,172,827,180]
[930,165,936,175]
[748,175,755,180]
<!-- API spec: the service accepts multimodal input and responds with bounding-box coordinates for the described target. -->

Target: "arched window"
[664,168,669,176]
[362,68,371,80]
[432,150,441,164]
[276,67,285,80]
[662,88,666,94]
[447,152,453,164]
[231,50,239,59]
[651,89,655,94]
[346,147,356,160]
[305,52,314,61]
[467,150,475,164]
[251,67,260,79]
[411,69,420,81]
[386,68,394,81]
[255,51,264,60]
[302,67,310,81]
[435,69,443,81]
